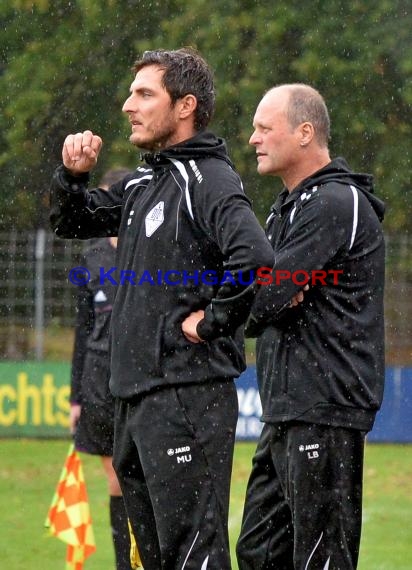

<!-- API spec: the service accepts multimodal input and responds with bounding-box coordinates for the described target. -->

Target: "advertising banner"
[0,362,70,437]
[0,362,411,441]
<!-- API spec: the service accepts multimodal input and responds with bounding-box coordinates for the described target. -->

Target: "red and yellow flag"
[45,443,96,569]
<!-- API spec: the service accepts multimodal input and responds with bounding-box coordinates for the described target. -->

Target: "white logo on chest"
[145,201,164,237]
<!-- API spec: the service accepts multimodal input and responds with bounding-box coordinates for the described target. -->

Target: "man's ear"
[299,122,315,147]
[178,94,197,120]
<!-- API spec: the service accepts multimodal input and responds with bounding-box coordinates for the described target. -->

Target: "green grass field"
[0,439,411,569]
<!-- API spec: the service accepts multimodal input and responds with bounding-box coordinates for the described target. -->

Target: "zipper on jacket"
[153,314,166,377]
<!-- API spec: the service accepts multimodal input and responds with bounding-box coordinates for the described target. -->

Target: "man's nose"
[249,131,259,146]
[122,95,134,113]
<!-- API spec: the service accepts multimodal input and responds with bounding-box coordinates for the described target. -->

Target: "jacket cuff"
[196,317,226,342]
[57,164,90,192]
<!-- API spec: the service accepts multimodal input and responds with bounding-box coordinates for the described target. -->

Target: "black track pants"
[113,380,238,570]
[236,422,365,570]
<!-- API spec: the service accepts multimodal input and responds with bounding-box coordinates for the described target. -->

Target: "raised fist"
[62,130,103,175]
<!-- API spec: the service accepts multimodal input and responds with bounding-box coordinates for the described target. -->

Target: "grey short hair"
[272,83,330,147]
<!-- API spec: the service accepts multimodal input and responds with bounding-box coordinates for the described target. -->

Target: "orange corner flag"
[45,443,96,569]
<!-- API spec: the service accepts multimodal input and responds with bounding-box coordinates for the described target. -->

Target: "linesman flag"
[128,519,143,568]
[45,443,96,569]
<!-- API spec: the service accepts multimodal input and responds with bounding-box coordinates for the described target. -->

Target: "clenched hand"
[62,130,103,175]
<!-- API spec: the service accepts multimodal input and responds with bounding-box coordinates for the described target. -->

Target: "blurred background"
[0,2,411,569]
[0,0,410,365]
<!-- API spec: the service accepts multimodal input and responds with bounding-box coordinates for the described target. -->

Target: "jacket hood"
[295,156,385,221]
[141,131,233,168]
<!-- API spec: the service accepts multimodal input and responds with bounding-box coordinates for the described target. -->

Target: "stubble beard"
[129,111,178,151]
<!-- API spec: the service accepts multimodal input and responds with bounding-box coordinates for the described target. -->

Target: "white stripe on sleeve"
[349,185,359,250]
[170,159,194,220]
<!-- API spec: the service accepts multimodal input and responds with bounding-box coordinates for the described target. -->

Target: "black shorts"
[74,352,115,456]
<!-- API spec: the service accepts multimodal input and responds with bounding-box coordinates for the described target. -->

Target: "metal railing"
[0,231,410,364]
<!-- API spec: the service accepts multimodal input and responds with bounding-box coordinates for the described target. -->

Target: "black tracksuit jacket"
[246,157,385,431]
[50,131,274,399]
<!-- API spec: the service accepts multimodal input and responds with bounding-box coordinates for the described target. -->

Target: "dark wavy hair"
[133,48,215,131]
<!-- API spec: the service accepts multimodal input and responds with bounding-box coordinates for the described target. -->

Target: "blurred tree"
[289,0,412,233]
[0,0,410,233]
[132,0,411,231]
[0,0,166,228]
